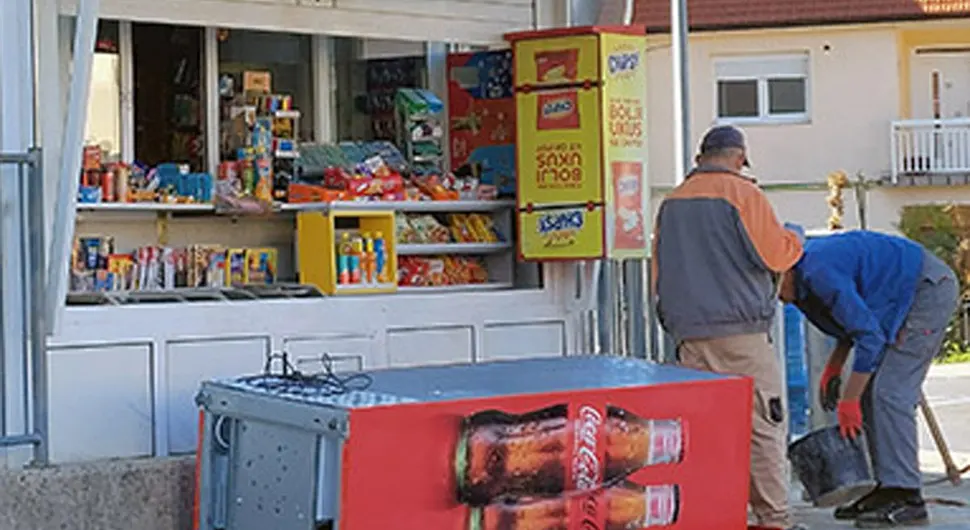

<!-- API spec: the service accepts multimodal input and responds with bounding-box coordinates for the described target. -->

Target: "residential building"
[634,0,970,232]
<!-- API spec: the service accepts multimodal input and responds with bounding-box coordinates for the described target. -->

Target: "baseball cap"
[699,125,751,167]
[784,222,806,246]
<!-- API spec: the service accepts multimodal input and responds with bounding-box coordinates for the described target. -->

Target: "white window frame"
[713,53,811,125]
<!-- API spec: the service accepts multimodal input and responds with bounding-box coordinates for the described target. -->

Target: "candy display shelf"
[398,282,514,293]
[74,198,519,299]
[279,199,514,213]
[78,199,515,215]
[76,202,216,212]
[397,242,511,256]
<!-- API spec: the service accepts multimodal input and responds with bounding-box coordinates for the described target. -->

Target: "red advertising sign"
[537,91,581,131]
[535,48,580,84]
[339,375,752,529]
[611,161,646,251]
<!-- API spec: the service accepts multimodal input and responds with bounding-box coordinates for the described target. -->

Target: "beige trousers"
[679,333,791,528]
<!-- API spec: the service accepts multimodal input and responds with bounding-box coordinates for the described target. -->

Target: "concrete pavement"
[792,363,970,529]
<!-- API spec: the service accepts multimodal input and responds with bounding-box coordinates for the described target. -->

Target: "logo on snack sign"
[542,97,574,118]
[608,50,640,78]
[617,175,639,196]
[537,209,585,248]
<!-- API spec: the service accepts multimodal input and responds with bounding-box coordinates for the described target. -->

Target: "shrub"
[898,205,968,363]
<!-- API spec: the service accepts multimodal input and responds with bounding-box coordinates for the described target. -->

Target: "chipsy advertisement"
[512,35,599,87]
[337,366,752,529]
[519,206,605,260]
[516,88,604,207]
[511,27,649,261]
[600,33,649,259]
[447,50,517,197]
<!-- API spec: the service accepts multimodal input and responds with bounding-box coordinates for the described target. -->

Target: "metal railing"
[891,118,970,181]
[0,149,49,465]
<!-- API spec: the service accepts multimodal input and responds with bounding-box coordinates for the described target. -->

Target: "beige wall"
[646,24,970,235]
[646,26,900,187]
[651,185,970,235]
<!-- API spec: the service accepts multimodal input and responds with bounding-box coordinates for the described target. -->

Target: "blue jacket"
[792,231,924,373]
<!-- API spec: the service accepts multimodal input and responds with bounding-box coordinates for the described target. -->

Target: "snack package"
[467,214,500,242]
[161,248,176,289]
[448,214,474,243]
[414,174,459,201]
[227,249,247,286]
[425,257,446,286]
[207,251,228,287]
[244,248,277,285]
[410,215,451,244]
[107,254,134,291]
[395,214,420,244]
[398,257,429,287]
[254,157,274,202]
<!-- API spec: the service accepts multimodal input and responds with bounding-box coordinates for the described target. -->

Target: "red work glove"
[837,399,863,439]
[819,362,843,412]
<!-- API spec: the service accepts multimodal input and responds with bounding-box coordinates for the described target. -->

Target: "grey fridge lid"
[204,355,737,410]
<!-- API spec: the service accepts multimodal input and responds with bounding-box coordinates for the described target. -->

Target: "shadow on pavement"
[792,473,970,529]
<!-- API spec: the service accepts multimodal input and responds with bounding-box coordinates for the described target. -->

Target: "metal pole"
[1,0,37,468]
[27,148,48,465]
[854,173,868,230]
[671,0,691,184]
[48,0,100,334]
[622,0,635,24]
[624,260,647,358]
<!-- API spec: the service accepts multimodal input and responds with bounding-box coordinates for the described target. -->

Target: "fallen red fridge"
[194,355,753,530]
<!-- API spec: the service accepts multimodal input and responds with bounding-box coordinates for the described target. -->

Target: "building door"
[911,51,970,120]
[909,51,970,172]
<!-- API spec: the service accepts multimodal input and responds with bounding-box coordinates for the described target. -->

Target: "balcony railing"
[891,118,970,182]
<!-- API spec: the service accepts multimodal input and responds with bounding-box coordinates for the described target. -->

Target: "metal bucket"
[788,426,876,508]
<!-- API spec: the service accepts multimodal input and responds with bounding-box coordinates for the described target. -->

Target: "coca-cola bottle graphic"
[604,406,683,480]
[467,482,680,530]
[455,404,683,506]
[457,405,570,505]
[605,483,680,530]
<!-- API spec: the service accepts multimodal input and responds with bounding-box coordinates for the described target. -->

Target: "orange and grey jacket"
[652,166,803,342]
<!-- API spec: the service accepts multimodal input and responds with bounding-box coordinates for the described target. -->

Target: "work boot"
[854,496,929,528]
[833,487,887,520]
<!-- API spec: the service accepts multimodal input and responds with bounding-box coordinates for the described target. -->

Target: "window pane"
[768,78,806,114]
[218,29,315,151]
[133,23,206,170]
[717,80,758,118]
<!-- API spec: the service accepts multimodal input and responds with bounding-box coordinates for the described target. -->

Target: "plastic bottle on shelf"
[337,233,352,285]
[349,235,363,284]
[373,231,387,284]
[363,233,378,285]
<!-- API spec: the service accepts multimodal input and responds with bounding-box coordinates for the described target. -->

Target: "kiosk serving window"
[70,27,539,302]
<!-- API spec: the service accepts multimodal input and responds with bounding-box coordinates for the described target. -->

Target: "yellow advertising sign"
[519,206,605,260]
[516,88,603,205]
[599,33,650,260]
[512,35,599,87]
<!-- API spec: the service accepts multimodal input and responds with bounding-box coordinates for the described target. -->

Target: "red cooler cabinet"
[194,356,752,530]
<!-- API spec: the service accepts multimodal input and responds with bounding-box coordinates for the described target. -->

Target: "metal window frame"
[714,53,812,125]
[0,149,50,466]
